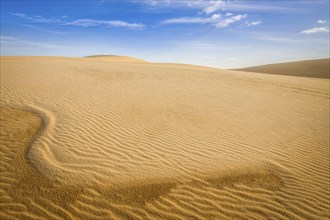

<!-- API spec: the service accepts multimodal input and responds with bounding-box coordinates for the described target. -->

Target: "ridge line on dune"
[19,104,70,181]
[22,107,48,177]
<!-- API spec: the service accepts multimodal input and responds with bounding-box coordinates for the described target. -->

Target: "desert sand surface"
[84,55,148,63]
[237,58,330,79]
[0,56,329,219]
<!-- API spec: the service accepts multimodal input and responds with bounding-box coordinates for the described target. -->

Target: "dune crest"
[236,58,330,79]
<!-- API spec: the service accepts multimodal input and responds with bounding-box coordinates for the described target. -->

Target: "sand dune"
[84,55,148,63]
[237,58,330,79]
[0,56,329,219]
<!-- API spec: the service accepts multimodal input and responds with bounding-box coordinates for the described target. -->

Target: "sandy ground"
[237,58,330,79]
[84,55,148,63]
[0,56,329,219]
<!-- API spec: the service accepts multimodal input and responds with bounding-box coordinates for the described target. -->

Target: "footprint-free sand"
[0,56,329,219]
[237,58,330,79]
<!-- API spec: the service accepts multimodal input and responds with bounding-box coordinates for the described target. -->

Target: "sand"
[0,56,329,219]
[237,58,330,79]
[84,55,148,63]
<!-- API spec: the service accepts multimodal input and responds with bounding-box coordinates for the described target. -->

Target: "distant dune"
[84,55,148,63]
[237,58,330,79]
[0,56,329,219]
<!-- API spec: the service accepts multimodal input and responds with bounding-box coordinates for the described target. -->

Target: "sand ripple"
[0,56,329,219]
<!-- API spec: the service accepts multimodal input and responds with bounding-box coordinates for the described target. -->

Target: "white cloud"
[245,21,261,27]
[140,0,297,13]
[161,13,221,25]
[11,12,62,24]
[186,0,205,7]
[143,0,160,5]
[141,0,226,14]
[107,20,144,29]
[11,12,145,30]
[152,1,248,29]
[161,13,246,28]
[214,14,247,28]
[161,17,211,24]
[317,20,327,24]
[211,14,221,20]
[142,0,192,7]
[65,19,144,29]
[65,19,102,27]
[222,2,297,12]
[202,0,224,14]
[300,27,329,34]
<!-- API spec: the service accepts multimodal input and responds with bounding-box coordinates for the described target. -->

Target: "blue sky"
[1,0,329,68]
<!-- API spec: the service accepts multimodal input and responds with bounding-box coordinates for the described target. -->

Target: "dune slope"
[84,55,147,63]
[237,58,330,79]
[0,56,329,219]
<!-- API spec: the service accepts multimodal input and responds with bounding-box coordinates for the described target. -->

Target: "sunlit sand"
[238,58,329,79]
[0,56,329,219]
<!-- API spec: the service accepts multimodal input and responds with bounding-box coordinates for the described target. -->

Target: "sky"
[0,0,329,68]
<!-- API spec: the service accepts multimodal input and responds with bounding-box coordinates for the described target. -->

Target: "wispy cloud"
[147,1,248,29]
[11,12,144,30]
[215,14,247,28]
[142,0,197,7]
[221,2,298,13]
[161,17,211,24]
[11,12,63,24]
[161,14,221,25]
[317,19,327,24]
[245,21,262,27]
[299,19,329,35]
[141,0,297,13]
[161,13,247,28]
[0,36,68,49]
[65,19,144,29]
[202,0,225,14]
[300,27,329,34]
[141,0,225,15]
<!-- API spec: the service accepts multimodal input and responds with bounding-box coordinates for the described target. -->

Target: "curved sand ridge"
[0,56,329,219]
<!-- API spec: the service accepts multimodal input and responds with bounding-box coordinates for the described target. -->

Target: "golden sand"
[237,58,330,79]
[84,55,148,63]
[0,56,329,219]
